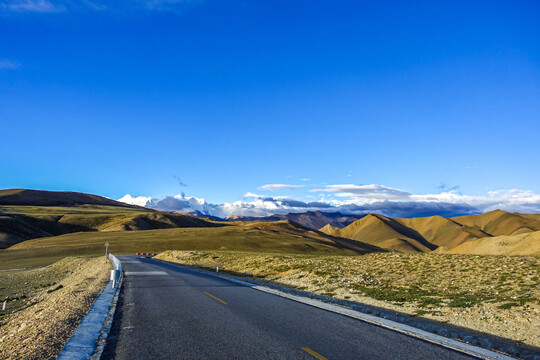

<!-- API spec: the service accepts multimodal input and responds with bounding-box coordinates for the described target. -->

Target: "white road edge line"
[153,259,515,360]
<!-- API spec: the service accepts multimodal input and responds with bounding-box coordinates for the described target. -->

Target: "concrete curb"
[57,256,123,360]
[153,258,540,360]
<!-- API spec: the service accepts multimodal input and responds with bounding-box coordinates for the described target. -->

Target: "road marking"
[301,347,328,360]
[176,277,185,282]
[124,271,168,276]
[204,291,227,304]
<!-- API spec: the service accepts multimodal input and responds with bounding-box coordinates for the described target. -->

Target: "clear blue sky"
[1,0,539,204]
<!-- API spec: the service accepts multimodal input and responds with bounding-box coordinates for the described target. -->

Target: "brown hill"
[452,210,540,236]
[326,210,540,254]
[397,215,490,249]
[437,230,540,256]
[244,220,384,254]
[333,214,437,252]
[0,189,141,208]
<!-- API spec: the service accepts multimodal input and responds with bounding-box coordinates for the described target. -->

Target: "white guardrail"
[108,253,122,288]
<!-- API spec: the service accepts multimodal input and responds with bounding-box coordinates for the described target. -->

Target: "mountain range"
[225,211,364,229]
[1,189,539,256]
[320,210,540,254]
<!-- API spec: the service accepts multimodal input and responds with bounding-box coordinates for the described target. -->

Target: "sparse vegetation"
[0,257,110,359]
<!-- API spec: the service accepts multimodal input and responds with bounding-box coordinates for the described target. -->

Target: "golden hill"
[437,230,540,256]
[396,215,490,249]
[319,224,340,235]
[328,214,436,253]
[329,210,540,254]
[452,209,540,236]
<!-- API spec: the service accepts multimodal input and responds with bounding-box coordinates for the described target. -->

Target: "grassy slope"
[0,205,217,249]
[0,221,381,270]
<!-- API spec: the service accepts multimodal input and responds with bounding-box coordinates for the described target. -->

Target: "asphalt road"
[102,255,481,360]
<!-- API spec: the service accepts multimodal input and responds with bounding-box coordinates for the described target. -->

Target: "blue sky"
[1,0,540,216]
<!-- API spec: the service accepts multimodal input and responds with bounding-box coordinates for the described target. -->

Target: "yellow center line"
[301,347,329,360]
[204,291,228,304]
[176,277,185,282]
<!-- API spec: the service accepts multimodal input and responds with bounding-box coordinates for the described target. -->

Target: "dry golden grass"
[156,250,540,347]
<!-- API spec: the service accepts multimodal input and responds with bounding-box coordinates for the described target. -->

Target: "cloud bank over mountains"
[118,184,540,219]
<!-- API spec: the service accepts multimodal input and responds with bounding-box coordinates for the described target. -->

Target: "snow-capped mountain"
[117,194,152,207]
[116,185,540,220]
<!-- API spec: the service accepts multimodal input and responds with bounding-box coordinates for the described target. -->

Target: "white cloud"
[311,184,411,201]
[1,0,193,12]
[1,0,63,12]
[300,178,311,182]
[258,184,305,191]
[144,0,194,10]
[0,59,20,69]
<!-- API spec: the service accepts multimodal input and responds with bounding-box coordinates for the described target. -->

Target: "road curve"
[102,255,481,360]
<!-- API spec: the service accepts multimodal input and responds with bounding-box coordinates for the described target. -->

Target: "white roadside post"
[104,242,109,263]
[2,300,6,311]
[110,268,119,288]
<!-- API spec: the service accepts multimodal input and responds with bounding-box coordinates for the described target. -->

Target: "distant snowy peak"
[117,194,152,207]
[173,194,207,206]
[117,194,215,215]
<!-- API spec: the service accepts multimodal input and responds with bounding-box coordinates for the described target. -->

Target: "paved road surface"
[102,255,480,360]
